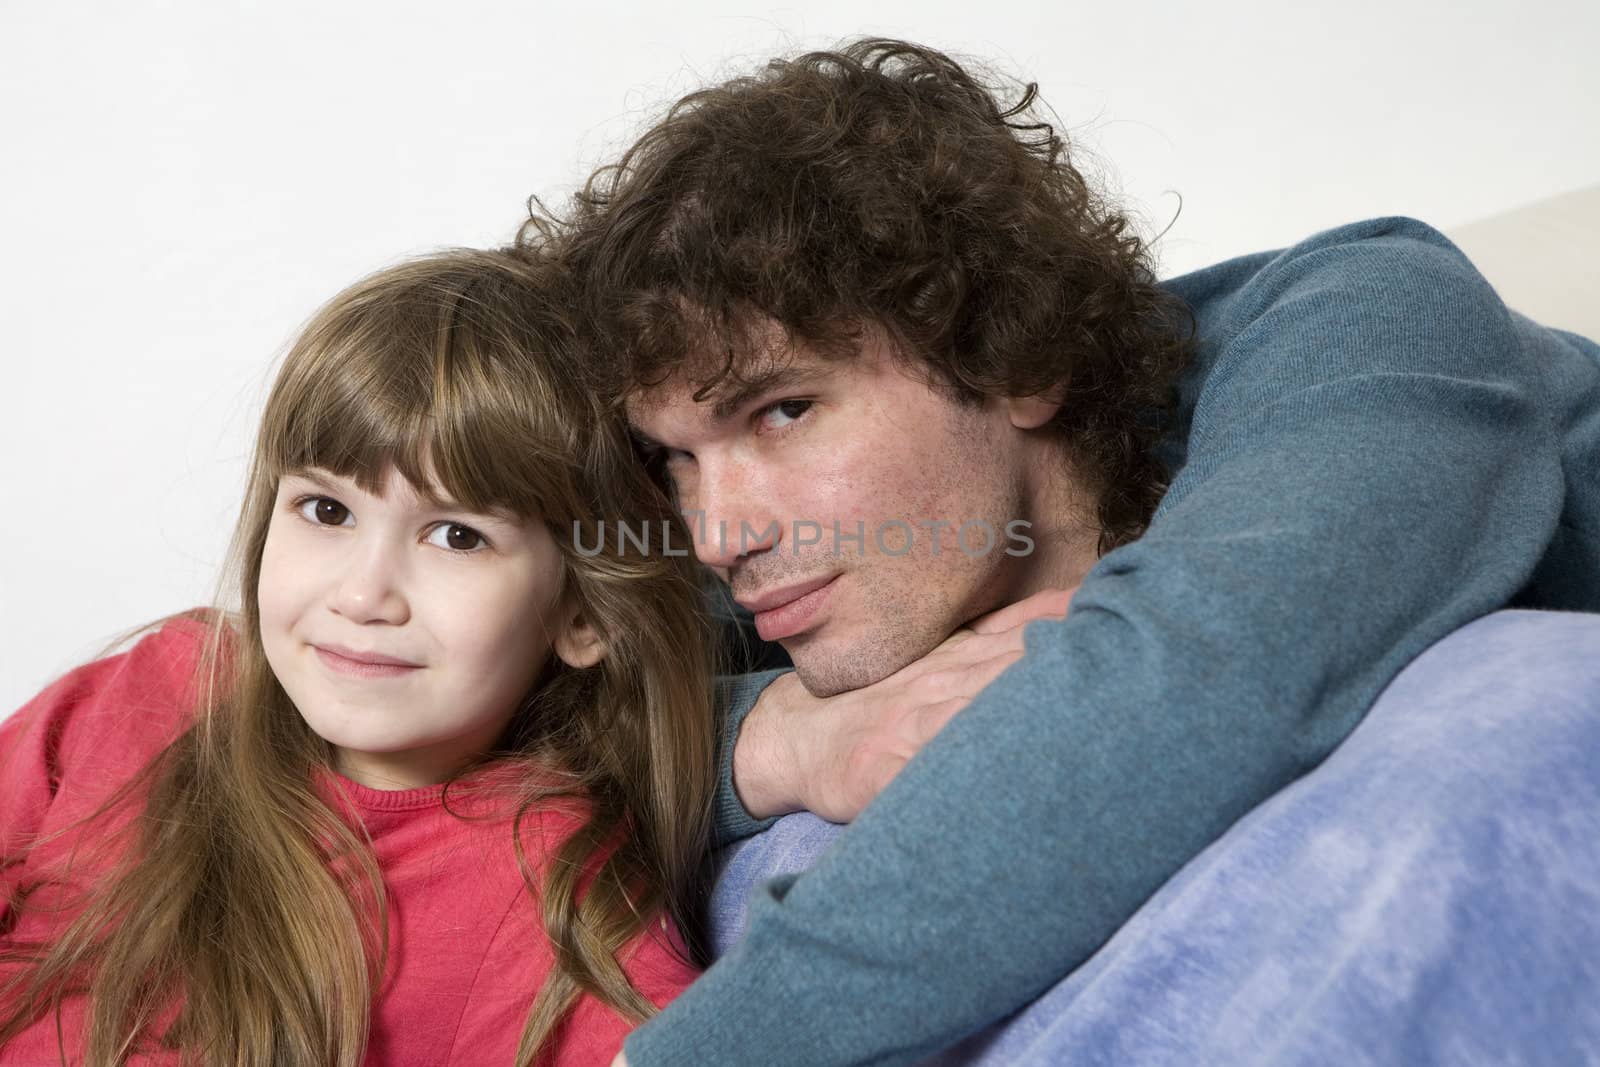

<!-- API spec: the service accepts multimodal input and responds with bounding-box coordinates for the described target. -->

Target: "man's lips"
[734,574,838,614]
[739,575,838,642]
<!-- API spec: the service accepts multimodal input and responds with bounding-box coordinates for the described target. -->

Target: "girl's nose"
[329,540,410,625]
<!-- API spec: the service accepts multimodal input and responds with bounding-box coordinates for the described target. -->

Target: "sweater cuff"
[710,668,793,849]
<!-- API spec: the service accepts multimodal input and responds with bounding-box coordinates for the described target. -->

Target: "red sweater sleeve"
[1,619,204,932]
[1,657,94,929]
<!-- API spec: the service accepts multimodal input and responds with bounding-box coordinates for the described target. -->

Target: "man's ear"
[552,603,607,670]
[1006,392,1064,430]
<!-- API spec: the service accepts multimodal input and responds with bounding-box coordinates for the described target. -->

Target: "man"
[539,38,1600,1065]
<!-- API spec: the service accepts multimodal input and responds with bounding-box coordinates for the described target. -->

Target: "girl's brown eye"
[428,523,487,552]
[446,525,481,551]
[296,496,352,526]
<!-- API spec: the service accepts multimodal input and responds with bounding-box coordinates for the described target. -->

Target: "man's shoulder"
[1280,215,1461,258]
[1146,215,1548,480]
[1164,215,1485,324]
[1161,213,1530,403]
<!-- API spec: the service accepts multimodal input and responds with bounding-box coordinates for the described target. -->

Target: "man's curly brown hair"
[531,37,1197,555]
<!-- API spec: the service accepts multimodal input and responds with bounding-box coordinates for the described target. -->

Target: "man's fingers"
[967,585,1077,634]
[909,649,1026,733]
[825,594,1065,817]
[914,629,1030,685]
[911,696,969,739]
[949,649,1027,702]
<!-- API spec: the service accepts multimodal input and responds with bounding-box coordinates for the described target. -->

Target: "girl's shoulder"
[36,610,212,730]
[2,611,217,823]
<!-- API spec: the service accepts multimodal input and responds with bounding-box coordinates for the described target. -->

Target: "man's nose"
[685,458,780,570]
[329,537,410,625]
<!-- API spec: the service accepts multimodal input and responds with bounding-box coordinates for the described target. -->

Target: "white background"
[4,0,1598,716]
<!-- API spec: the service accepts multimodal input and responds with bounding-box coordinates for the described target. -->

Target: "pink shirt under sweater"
[0,617,698,1065]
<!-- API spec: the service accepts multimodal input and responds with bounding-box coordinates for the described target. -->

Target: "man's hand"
[732,586,1077,823]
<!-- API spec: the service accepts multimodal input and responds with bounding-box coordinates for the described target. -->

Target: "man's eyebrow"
[707,365,829,421]
[628,365,831,452]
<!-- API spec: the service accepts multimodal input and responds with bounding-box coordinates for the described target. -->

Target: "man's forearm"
[709,669,793,848]
[729,671,807,820]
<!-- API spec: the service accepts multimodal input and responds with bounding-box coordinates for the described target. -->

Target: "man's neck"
[1011,443,1104,598]
[1012,520,1100,597]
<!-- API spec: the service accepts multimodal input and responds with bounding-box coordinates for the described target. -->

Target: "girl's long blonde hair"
[0,249,718,1065]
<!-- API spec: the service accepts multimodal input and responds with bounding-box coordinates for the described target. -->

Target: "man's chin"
[789,663,860,699]
[785,627,933,698]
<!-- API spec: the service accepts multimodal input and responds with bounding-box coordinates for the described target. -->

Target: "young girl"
[0,249,717,1065]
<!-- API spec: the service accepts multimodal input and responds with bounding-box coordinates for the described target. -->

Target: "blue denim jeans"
[709,610,1600,1065]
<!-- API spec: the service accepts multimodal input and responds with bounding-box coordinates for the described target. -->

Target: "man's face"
[628,330,1047,696]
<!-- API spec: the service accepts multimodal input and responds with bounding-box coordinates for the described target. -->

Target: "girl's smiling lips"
[313,643,423,678]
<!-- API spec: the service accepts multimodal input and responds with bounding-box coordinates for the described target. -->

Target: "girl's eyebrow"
[282,468,350,495]
[285,468,513,524]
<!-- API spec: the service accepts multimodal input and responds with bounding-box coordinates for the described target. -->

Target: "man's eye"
[297,496,353,526]
[635,440,688,468]
[426,523,486,552]
[759,399,813,431]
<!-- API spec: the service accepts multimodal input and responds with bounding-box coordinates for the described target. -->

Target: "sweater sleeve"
[624,218,1568,1066]
[1,621,200,933]
[0,663,88,931]
[707,669,793,849]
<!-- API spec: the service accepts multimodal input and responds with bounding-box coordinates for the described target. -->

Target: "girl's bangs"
[260,265,580,523]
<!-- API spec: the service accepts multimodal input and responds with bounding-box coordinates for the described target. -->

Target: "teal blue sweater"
[628,217,1600,1066]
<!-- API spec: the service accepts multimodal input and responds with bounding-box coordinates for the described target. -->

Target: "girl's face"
[257,466,601,790]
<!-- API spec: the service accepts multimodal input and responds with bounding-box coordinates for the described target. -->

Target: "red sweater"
[0,618,698,1065]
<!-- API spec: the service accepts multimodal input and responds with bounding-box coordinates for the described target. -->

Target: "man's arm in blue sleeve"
[630,217,1572,1065]
[708,669,790,848]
